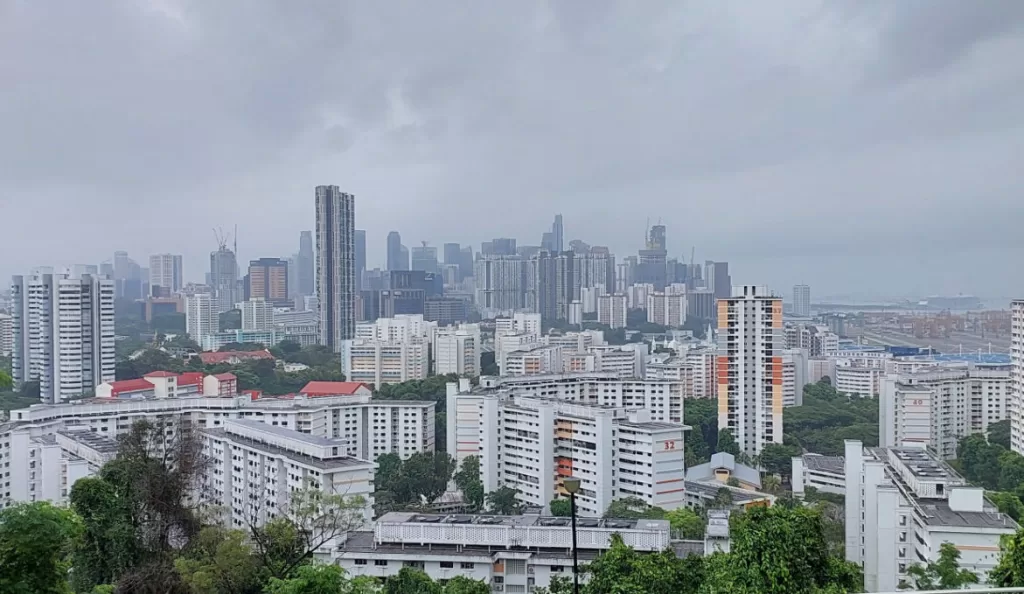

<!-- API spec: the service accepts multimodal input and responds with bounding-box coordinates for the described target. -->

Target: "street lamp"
[563,476,582,594]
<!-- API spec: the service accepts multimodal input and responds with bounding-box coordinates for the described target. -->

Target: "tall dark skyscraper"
[411,244,439,274]
[245,257,290,306]
[354,229,366,293]
[315,185,356,352]
[529,251,579,325]
[297,231,314,296]
[443,243,461,266]
[553,214,564,253]
[386,231,403,271]
[705,260,732,301]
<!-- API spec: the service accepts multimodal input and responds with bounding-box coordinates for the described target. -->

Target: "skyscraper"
[355,230,367,293]
[386,231,403,271]
[1012,300,1024,455]
[399,245,410,270]
[210,247,238,313]
[148,253,183,297]
[10,272,115,403]
[636,225,668,290]
[529,251,579,325]
[705,261,732,301]
[245,258,290,306]
[443,242,461,274]
[297,231,315,296]
[411,244,439,274]
[793,284,811,317]
[316,185,356,352]
[717,285,783,456]
[552,214,564,253]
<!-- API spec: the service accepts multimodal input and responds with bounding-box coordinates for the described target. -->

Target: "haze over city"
[2,1,1024,301]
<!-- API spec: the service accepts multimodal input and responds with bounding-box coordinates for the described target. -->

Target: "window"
[460,562,474,569]
[440,561,454,569]
[355,559,367,566]
[374,560,388,566]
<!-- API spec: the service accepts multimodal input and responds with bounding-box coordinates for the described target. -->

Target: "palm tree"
[761,475,782,495]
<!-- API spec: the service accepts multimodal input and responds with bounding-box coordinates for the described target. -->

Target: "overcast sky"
[2,1,1023,302]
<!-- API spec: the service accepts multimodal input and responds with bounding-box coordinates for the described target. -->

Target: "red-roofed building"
[204,372,238,397]
[176,372,205,397]
[300,381,372,398]
[96,378,156,399]
[198,350,275,366]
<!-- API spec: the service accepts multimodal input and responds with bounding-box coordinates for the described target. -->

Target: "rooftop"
[197,350,274,365]
[617,421,690,432]
[203,425,370,471]
[226,418,343,448]
[920,499,1018,530]
[301,381,371,396]
[802,454,844,474]
[889,447,959,481]
[377,511,661,531]
[58,427,119,454]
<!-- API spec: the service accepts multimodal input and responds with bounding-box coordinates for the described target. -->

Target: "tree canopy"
[783,379,878,456]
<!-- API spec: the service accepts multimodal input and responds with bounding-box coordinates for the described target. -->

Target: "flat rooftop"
[203,427,371,471]
[889,447,959,481]
[920,499,1018,530]
[617,421,690,432]
[802,454,844,474]
[377,511,662,531]
[58,427,119,454]
[339,531,610,560]
[226,418,342,447]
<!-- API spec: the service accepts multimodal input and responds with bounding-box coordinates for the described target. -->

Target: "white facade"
[341,339,429,387]
[835,364,883,398]
[880,366,1011,459]
[503,345,564,377]
[1,389,434,508]
[495,332,540,376]
[588,344,647,378]
[355,314,438,343]
[627,283,654,310]
[716,285,783,456]
[597,294,627,329]
[1012,299,1024,455]
[201,419,373,531]
[845,440,1016,592]
[781,348,808,407]
[448,385,687,517]
[434,324,482,377]
[791,454,845,497]
[337,512,671,591]
[10,272,116,403]
[239,298,275,331]
[185,293,218,341]
[149,253,183,295]
[646,292,686,327]
[0,313,12,356]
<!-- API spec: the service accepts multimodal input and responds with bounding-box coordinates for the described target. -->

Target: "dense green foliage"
[783,379,878,456]
[543,505,862,594]
[453,456,484,509]
[604,496,668,520]
[485,486,523,515]
[683,397,717,465]
[549,498,572,517]
[904,542,978,590]
[989,419,1012,450]
[0,502,81,594]
[374,452,456,514]
[956,431,1024,522]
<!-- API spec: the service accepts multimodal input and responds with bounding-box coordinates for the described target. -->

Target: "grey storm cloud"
[1,0,1023,301]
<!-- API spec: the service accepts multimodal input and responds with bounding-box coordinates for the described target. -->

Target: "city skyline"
[3,3,1024,301]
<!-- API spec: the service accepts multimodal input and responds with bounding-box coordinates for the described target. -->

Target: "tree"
[603,496,666,519]
[480,351,498,376]
[219,309,242,331]
[756,443,802,478]
[665,507,704,539]
[989,492,1024,521]
[249,483,368,581]
[990,419,1012,450]
[905,542,978,590]
[991,528,1024,587]
[580,534,705,594]
[0,501,82,594]
[454,455,484,509]
[684,397,717,464]
[485,487,523,515]
[708,504,862,594]
[716,429,740,456]
[761,475,782,495]
[174,526,262,594]
[265,563,351,594]
[0,369,11,390]
[384,567,442,594]
[999,451,1024,492]
[443,576,490,594]
[549,498,572,517]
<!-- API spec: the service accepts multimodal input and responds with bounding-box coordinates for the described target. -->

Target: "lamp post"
[563,476,582,594]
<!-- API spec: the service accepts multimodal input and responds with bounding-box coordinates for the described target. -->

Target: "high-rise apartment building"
[239,298,275,331]
[646,292,686,327]
[185,293,218,340]
[474,255,526,316]
[354,230,366,293]
[245,258,289,306]
[341,339,429,386]
[0,313,13,357]
[792,284,811,317]
[598,294,628,329]
[1013,300,1024,455]
[386,231,403,271]
[210,247,238,313]
[10,272,115,403]
[434,324,482,377]
[552,214,564,253]
[315,185,356,352]
[528,251,580,325]
[148,254,183,297]
[716,285,783,456]
[297,231,315,296]
[704,261,732,301]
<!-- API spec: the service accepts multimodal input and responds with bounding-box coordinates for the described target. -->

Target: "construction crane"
[212,227,234,252]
